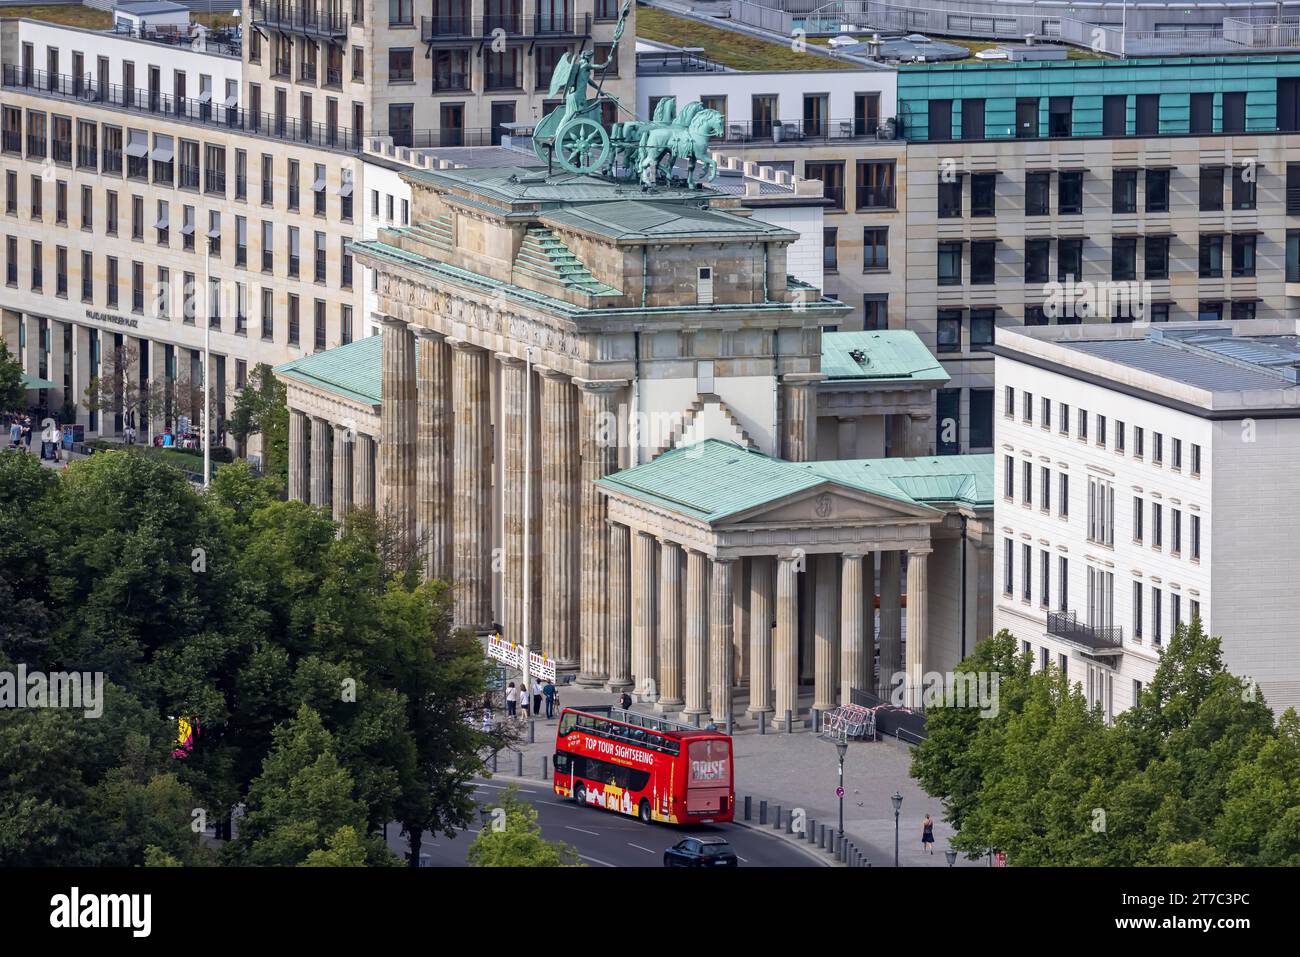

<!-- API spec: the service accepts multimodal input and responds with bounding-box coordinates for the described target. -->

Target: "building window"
[388,48,414,82]
[1133,496,1144,543]
[1133,582,1144,641]
[862,227,888,270]
[938,176,962,218]
[1047,97,1072,137]
[288,294,300,344]
[313,164,327,216]
[1087,476,1115,547]
[1145,236,1170,281]
[261,154,274,206]
[1041,465,1051,512]
[1232,166,1257,210]
[1026,171,1050,216]
[855,161,894,210]
[1022,391,1033,425]
[1134,426,1144,458]
[288,160,300,210]
[1059,472,1069,519]
[970,241,995,285]
[806,161,845,210]
[1199,167,1224,212]
[1146,169,1170,213]
[1191,514,1201,561]
[1171,508,1182,556]
[314,299,327,351]
[1058,238,1083,282]
[1021,543,1033,602]
[1040,550,1050,607]
[1112,237,1137,281]
[389,0,413,26]
[1171,437,1183,472]
[1102,95,1127,136]
[1058,557,1068,611]
[1058,171,1083,215]
[936,388,960,455]
[1041,397,1051,431]
[341,305,353,345]
[1152,586,1163,645]
[1003,538,1014,596]
[288,226,300,277]
[970,309,994,351]
[1003,385,1015,419]
[1191,443,1201,477]
[1115,421,1125,453]
[1025,238,1050,284]
[822,228,838,272]
[1199,234,1224,279]
[261,287,274,340]
[1231,234,1257,278]
[1059,402,1070,437]
[1152,502,1163,549]
[1153,432,1164,466]
[1003,454,1015,500]
[969,389,993,448]
[971,173,996,217]
[1022,460,1033,507]
[937,242,962,286]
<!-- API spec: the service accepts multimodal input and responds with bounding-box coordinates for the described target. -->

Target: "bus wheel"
[638,799,652,824]
[573,782,586,806]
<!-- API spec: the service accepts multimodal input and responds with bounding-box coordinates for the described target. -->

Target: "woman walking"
[921,814,935,855]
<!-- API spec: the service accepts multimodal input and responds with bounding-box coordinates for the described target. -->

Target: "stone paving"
[497,676,983,868]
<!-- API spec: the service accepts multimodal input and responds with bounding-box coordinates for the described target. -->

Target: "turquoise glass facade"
[896,56,1300,141]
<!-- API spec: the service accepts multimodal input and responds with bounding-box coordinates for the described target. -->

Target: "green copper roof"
[821,331,950,385]
[405,165,724,208]
[514,226,623,296]
[541,200,797,243]
[273,335,382,406]
[596,439,993,522]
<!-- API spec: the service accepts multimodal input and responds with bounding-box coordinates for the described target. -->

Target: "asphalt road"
[386,777,821,868]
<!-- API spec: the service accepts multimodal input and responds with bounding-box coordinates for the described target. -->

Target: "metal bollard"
[786,813,794,835]
[812,708,820,729]
[785,709,793,734]
[743,796,752,821]
[759,800,768,826]
[528,720,535,744]
[541,756,548,780]
[491,752,498,773]
[725,713,732,736]
[515,751,523,776]
[807,818,816,843]
[773,806,782,829]
[819,824,826,849]
[758,711,766,735]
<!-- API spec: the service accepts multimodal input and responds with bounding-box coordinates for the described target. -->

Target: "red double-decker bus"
[553,707,733,825]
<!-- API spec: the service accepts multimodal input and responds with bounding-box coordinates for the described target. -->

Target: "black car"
[663,836,739,867]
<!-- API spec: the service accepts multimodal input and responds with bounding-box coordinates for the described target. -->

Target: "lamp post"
[202,234,211,488]
[891,791,903,867]
[945,848,957,868]
[835,740,848,839]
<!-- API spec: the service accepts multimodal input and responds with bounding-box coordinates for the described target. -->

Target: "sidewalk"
[494,677,980,868]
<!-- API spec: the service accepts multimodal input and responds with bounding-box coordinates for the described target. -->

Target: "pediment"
[721,482,937,529]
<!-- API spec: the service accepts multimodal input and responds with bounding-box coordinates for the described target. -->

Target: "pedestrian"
[922,813,935,854]
[543,679,556,719]
[20,417,32,453]
[505,681,518,719]
[480,693,493,734]
[532,678,543,718]
[8,418,20,449]
[51,425,62,463]
[618,690,632,711]
[519,686,529,721]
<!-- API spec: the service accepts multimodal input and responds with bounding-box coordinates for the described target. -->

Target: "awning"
[223,94,239,108]
[312,175,326,191]
[154,216,169,230]
[335,180,354,197]
[206,225,220,239]
[21,372,60,390]
[197,90,213,103]
[124,140,149,158]
[150,143,174,163]
[181,222,195,236]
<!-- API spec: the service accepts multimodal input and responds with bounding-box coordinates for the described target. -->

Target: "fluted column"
[732,558,749,684]
[879,550,903,694]
[575,378,626,686]
[813,552,840,711]
[905,546,931,709]
[540,369,580,668]
[310,416,331,507]
[840,553,866,706]
[451,339,492,631]
[354,433,376,510]
[498,354,527,646]
[684,549,709,718]
[289,409,309,502]
[332,423,353,525]
[775,555,799,730]
[657,539,684,709]
[631,530,657,700]
[781,373,824,463]
[606,521,631,691]
[747,556,773,716]
[709,558,735,724]
[380,316,417,550]
[417,330,452,580]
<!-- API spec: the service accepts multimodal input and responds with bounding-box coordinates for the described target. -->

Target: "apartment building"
[245,0,636,147]
[992,320,1300,718]
[896,54,1300,457]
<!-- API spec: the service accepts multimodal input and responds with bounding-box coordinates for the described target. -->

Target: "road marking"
[626,842,654,853]
[565,825,600,836]
[578,854,614,868]
[477,781,538,793]
[738,856,749,863]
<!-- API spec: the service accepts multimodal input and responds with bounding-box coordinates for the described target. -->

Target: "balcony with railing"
[52,137,72,164]
[855,184,896,210]
[326,66,342,87]
[250,1,349,38]
[533,12,591,35]
[432,72,470,92]
[421,12,588,40]
[1046,611,1124,652]
[3,129,22,154]
[718,117,890,146]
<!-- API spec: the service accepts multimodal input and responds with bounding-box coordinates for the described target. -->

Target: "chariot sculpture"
[531,0,722,189]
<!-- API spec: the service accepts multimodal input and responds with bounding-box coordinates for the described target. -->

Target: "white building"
[992,320,1300,718]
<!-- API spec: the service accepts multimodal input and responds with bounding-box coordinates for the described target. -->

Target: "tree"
[82,343,146,431]
[0,339,24,412]
[301,826,371,867]
[466,786,581,867]
[227,363,288,484]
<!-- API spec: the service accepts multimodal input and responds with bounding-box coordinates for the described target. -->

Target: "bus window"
[558,712,577,736]
[553,752,569,772]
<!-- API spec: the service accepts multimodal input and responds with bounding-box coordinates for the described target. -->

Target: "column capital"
[495,351,526,368]
[536,365,569,382]
[841,551,865,563]
[656,535,682,549]
[573,377,630,394]
[415,327,446,342]
[781,372,828,386]
[709,555,736,566]
[909,411,933,422]
[379,315,409,330]
[908,545,934,558]
[446,337,482,353]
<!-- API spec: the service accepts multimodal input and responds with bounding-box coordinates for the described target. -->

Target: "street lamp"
[945,848,957,868]
[891,791,903,867]
[835,740,848,839]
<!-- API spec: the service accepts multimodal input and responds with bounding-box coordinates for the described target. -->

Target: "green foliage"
[913,620,1299,865]
[0,339,25,411]
[466,786,581,867]
[0,450,496,867]
[227,363,288,488]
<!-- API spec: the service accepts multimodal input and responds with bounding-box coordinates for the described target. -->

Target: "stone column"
[909,412,933,457]
[309,416,331,507]
[540,369,580,668]
[747,557,774,717]
[840,553,866,706]
[497,354,527,646]
[354,433,376,510]
[288,409,309,502]
[331,423,353,524]
[379,316,417,549]
[906,546,931,709]
[774,555,799,730]
[631,530,657,700]
[837,417,857,460]
[813,552,840,711]
[781,373,824,463]
[879,550,902,694]
[732,558,749,685]
[657,539,684,709]
[606,521,631,691]
[709,558,735,725]
[683,549,709,718]
[575,378,626,686]
[417,330,452,580]
[976,541,995,648]
[451,339,493,631]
